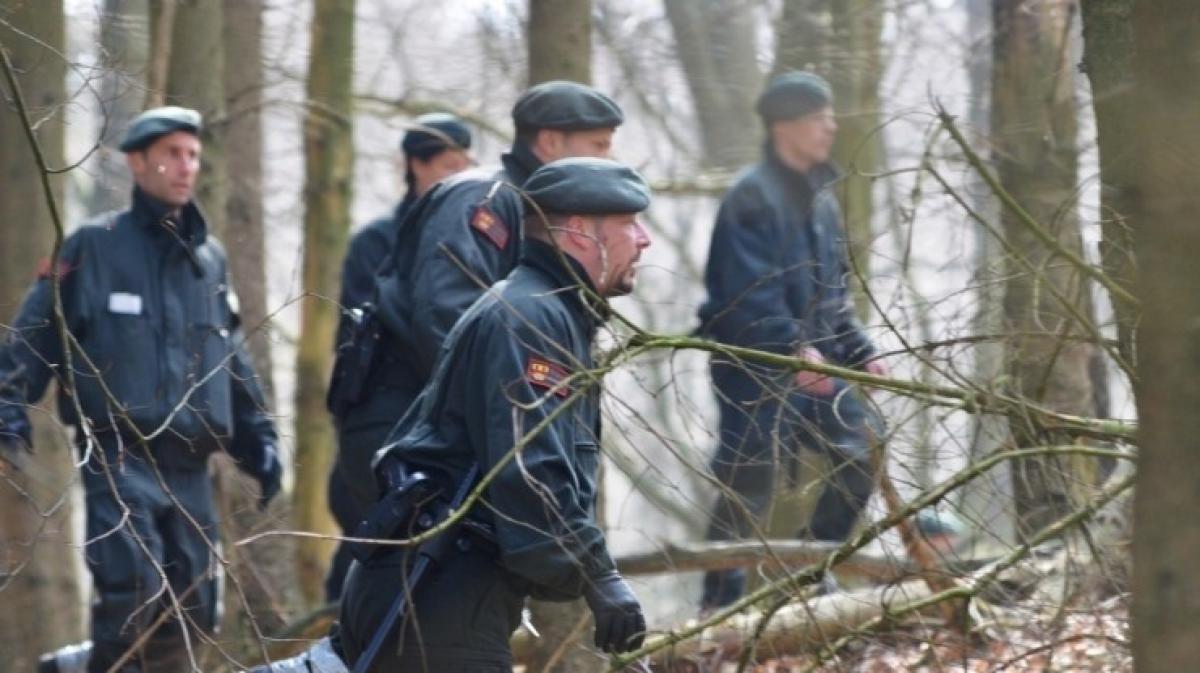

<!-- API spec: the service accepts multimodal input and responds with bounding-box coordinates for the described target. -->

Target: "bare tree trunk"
[294,0,355,607]
[772,0,831,76]
[209,0,299,651]
[145,0,175,108]
[0,3,85,668]
[1126,3,1200,671]
[664,0,760,170]
[1080,0,1137,369]
[163,0,227,238]
[89,0,149,215]
[528,0,591,85]
[827,0,883,320]
[223,0,273,401]
[958,0,1015,548]
[523,2,603,670]
[991,0,1096,539]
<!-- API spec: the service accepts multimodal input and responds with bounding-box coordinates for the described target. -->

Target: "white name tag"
[107,292,143,316]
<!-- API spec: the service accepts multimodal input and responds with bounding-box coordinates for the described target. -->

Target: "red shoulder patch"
[525,356,571,398]
[470,205,510,250]
[36,257,73,280]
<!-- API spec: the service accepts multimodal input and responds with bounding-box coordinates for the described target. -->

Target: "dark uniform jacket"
[352,147,539,427]
[0,188,277,467]
[377,238,613,599]
[698,148,874,400]
[339,195,417,321]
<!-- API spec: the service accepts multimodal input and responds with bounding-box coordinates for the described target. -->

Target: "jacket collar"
[763,141,839,193]
[500,141,543,187]
[520,238,609,334]
[131,187,208,248]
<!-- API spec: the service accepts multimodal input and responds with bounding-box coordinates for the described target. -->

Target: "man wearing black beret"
[7,107,283,673]
[326,80,623,525]
[262,85,628,672]
[336,157,652,671]
[324,112,473,601]
[696,71,887,610]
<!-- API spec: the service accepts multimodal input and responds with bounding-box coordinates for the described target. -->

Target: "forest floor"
[741,596,1130,673]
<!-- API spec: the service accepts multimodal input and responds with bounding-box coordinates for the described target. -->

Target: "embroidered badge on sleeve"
[525,356,571,398]
[470,205,510,250]
[36,257,73,280]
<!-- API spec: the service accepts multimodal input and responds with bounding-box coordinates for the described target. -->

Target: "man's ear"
[125,150,144,176]
[559,214,593,251]
[532,128,564,162]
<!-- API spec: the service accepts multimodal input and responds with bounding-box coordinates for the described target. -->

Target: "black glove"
[0,415,33,470]
[583,570,646,653]
[255,445,283,510]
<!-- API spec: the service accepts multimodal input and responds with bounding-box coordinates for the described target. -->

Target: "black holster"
[327,302,385,419]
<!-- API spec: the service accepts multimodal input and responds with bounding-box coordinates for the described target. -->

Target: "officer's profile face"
[410,148,471,197]
[535,127,615,163]
[771,105,838,171]
[580,212,652,297]
[126,131,202,208]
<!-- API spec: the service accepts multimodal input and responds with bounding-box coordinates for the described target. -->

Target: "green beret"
[756,71,833,122]
[524,157,650,215]
[511,81,624,132]
[119,106,202,152]
[402,112,472,160]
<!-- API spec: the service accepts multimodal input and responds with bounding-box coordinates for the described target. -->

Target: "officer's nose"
[634,219,652,250]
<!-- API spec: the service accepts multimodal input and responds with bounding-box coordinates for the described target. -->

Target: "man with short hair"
[696,71,886,610]
[0,107,282,673]
[339,157,653,671]
[264,82,629,673]
[325,113,473,601]
[327,80,623,516]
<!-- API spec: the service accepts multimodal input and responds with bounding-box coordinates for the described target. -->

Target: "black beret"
[756,71,834,122]
[402,112,472,160]
[119,106,202,152]
[511,80,624,132]
[523,157,650,215]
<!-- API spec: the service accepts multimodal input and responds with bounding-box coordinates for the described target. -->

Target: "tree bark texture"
[773,0,882,320]
[89,0,149,215]
[827,0,883,319]
[1080,0,1138,368]
[991,0,1096,539]
[523,1,601,669]
[1127,4,1200,671]
[294,0,355,607]
[0,2,85,668]
[527,0,591,85]
[664,0,760,170]
[163,0,227,239]
[208,0,300,653]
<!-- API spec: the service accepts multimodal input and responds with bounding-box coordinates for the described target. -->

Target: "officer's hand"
[583,570,646,653]
[255,446,283,510]
[794,346,835,396]
[0,416,33,473]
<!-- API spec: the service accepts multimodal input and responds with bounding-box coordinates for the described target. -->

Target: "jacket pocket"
[76,312,160,432]
[186,320,234,437]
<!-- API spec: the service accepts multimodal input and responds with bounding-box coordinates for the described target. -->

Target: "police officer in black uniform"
[696,72,887,610]
[337,157,653,672]
[0,107,283,673]
[327,80,623,524]
[326,113,473,601]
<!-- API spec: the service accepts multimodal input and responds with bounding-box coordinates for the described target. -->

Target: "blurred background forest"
[3,0,1199,671]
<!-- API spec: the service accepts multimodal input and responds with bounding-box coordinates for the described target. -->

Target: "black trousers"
[701,364,881,609]
[338,545,524,672]
[325,416,400,601]
[81,441,220,673]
